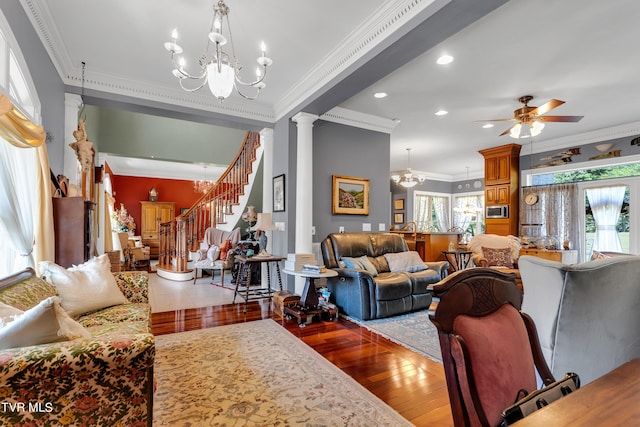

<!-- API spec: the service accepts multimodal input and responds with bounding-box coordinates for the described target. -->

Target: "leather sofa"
[519,254,640,384]
[320,232,449,320]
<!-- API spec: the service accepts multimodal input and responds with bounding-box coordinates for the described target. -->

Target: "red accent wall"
[109,173,202,234]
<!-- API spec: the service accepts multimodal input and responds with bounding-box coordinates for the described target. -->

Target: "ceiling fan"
[478,95,583,138]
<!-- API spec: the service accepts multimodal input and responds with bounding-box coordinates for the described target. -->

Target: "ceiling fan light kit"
[478,95,583,138]
[164,0,272,101]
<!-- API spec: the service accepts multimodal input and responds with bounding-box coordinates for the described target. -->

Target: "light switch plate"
[339,226,345,233]
[379,223,386,231]
[362,223,371,232]
[311,226,316,235]
[275,222,285,231]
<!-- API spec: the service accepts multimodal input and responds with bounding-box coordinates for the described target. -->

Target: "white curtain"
[433,197,449,231]
[586,185,626,252]
[521,184,580,257]
[453,194,484,233]
[414,193,449,231]
[0,140,37,273]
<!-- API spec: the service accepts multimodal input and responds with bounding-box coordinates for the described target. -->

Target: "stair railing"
[158,131,261,271]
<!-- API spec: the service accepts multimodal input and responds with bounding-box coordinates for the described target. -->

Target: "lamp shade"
[251,213,278,231]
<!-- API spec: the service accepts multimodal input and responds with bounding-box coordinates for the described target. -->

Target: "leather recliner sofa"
[320,232,449,320]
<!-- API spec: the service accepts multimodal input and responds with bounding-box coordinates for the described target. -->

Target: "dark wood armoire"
[52,197,95,267]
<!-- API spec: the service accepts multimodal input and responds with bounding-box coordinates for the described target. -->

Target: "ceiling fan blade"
[538,115,584,122]
[499,123,518,136]
[474,118,515,123]
[529,99,565,116]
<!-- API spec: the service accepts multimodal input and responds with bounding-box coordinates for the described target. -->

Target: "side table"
[233,255,285,312]
[282,269,338,327]
[442,250,474,271]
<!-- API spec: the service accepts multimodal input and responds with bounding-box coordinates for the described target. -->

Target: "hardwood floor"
[152,300,454,427]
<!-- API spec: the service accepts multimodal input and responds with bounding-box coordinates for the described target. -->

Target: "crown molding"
[320,107,399,134]
[273,0,449,121]
[525,121,640,155]
[21,0,447,125]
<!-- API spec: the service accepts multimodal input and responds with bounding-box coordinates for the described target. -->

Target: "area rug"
[350,310,442,363]
[153,319,412,426]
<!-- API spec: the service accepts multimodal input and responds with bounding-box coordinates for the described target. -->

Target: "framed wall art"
[394,213,404,224]
[394,198,404,210]
[332,175,370,215]
[273,174,285,212]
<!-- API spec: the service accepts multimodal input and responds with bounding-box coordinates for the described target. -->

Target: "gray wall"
[312,120,390,241]
[2,3,65,173]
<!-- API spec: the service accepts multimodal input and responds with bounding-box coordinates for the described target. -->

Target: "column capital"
[292,112,319,126]
[259,127,274,139]
[64,93,83,109]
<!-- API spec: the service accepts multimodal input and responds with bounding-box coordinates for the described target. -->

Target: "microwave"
[486,205,509,219]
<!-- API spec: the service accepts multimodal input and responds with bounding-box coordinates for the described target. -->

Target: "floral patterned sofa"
[0,266,154,426]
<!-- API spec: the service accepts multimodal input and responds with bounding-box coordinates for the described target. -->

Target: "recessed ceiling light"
[436,55,454,65]
[482,123,494,128]
[435,110,448,116]
[374,92,388,99]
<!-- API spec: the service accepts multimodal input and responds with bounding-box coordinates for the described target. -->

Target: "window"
[414,191,450,231]
[0,12,42,277]
[452,192,484,236]
[524,155,640,261]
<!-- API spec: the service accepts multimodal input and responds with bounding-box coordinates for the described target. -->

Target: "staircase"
[156,131,261,281]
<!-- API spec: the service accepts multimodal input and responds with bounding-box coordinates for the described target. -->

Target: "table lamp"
[251,213,278,256]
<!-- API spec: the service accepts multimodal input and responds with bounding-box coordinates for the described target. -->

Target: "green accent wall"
[85,105,247,165]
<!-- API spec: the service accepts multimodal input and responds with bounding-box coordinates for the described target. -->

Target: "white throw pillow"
[384,251,428,273]
[0,296,90,350]
[40,254,128,317]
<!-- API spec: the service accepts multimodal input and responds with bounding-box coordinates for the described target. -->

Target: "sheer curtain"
[521,183,580,257]
[0,95,53,276]
[586,185,626,252]
[414,193,450,231]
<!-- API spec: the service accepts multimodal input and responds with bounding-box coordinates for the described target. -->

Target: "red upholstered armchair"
[429,268,553,427]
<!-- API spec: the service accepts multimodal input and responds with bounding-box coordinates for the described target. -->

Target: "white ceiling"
[21,0,640,181]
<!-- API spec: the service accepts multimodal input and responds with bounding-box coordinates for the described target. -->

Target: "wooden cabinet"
[140,201,175,258]
[53,197,95,267]
[519,248,578,264]
[391,231,460,262]
[485,184,511,205]
[479,143,521,236]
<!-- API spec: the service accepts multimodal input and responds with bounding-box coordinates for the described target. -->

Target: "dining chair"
[429,268,554,427]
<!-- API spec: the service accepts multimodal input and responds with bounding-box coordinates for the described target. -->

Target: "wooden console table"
[519,248,578,264]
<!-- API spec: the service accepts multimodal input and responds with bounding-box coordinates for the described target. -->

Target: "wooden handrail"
[158,131,261,272]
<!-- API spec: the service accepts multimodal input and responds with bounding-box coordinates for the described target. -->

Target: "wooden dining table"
[513,358,640,426]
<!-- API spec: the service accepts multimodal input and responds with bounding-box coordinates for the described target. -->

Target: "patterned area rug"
[352,310,442,363]
[153,320,412,426]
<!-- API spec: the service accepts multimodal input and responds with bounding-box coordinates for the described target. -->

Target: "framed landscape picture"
[394,213,404,224]
[273,174,285,212]
[394,198,404,210]
[332,175,370,215]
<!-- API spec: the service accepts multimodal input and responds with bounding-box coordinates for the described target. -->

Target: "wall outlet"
[379,223,386,231]
[339,226,345,233]
[275,222,285,231]
[362,223,371,232]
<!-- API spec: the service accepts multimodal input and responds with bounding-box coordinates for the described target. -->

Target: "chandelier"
[164,0,273,101]
[510,120,545,139]
[391,148,426,188]
[194,166,215,194]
